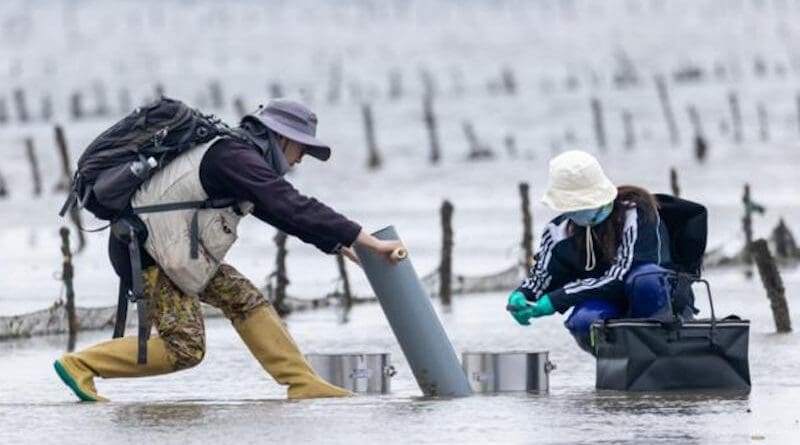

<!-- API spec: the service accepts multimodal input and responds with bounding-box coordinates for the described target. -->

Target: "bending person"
[507,150,694,354]
[55,99,402,401]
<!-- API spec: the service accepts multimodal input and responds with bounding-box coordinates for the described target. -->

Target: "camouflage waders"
[142,263,267,370]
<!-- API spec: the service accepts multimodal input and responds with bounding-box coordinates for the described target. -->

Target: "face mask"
[565,202,613,227]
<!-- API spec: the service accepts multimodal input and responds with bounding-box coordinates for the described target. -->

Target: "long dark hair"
[569,185,659,266]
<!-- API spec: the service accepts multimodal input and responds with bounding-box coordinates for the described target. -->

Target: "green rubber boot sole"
[53,360,100,402]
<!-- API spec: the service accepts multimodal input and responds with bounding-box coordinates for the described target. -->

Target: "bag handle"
[629,270,717,343]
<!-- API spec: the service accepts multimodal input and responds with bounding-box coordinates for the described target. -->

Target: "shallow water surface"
[2,269,798,444]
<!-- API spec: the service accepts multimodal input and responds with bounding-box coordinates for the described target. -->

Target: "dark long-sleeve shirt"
[109,137,361,288]
[515,206,672,313]
[199,137,361,253]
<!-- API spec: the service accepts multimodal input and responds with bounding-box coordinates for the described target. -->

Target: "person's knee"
[625,264,671,319]
[565,300,624,335]
[164,332,206,371]
[564,300,623,355]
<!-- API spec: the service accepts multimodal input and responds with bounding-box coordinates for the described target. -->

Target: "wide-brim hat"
[242,99,331,161]
[542,150,618,212]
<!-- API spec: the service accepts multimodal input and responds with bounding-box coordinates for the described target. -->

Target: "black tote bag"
[592,276,751,391]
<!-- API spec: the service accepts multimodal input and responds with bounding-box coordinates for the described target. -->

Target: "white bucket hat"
[542,150,617,212]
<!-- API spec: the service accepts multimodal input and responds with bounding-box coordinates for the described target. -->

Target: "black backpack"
[59,96,239,221]
[654,194,708,276]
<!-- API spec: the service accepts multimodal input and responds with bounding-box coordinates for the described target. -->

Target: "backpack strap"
[112,280,128,338]
[110,217,150,364]
[132,198,238,259]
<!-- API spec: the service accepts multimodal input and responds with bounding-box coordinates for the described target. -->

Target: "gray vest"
[131,138,253,296]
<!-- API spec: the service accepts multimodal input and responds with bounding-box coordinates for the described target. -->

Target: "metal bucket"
[305,353,396,394]
[461,351,555,393]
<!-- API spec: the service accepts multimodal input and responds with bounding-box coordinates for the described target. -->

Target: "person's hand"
[507,291,533,325]
[506,292,555,325]
[372,239,405,265]
[355,230,405,265]
[340,246,361,267]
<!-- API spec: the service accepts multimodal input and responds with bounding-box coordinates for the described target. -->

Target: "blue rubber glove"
[507,291,534,325]
[529,294,556,318]
[506,292,556,325]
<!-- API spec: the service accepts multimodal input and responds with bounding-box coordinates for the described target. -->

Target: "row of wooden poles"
[0,65,518,125]
[51,182,794,350]
[3,46,798,126]
[51,180,793,352]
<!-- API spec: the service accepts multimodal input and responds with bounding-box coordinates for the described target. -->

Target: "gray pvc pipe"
[354,226,472,397]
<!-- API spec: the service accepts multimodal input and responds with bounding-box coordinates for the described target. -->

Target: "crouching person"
[506,151,693,354]
[54,99,402,401]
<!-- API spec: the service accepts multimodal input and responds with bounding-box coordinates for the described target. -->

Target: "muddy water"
[1,269,798,444]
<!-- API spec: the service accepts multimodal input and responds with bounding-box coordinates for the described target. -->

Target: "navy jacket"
[109,137,361,287]
[515,206,673,313]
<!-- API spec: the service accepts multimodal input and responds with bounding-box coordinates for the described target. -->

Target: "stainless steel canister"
[461,351,555,393]
[305,353,396,394]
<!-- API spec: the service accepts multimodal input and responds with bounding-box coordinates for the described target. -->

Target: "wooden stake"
[687,105,708,163]
[654,75,680,146]
[93,81,110,117]
[752,239,792,333]
[327,61,342,105]
[771,218,800,260]
[40,95,53,122]
[362,103,382,170]
[796,93,800,139]
[118,88,132,114]
[336,253,353,313]
[423,95,441,164]
[463,121,493,160]
[504,134,518,158]
[25,137,42,196]
[0,97,8,124]
[13,88,30,123]
[741,184,765,276]
[388,69,403,101]
[621,109,635,150]
[233,96,247,117]
[757,102,769,142]
[670,167,680,197]
[728,91,742,143]
[209,80,224,109]
[269,82,284,98]
[590,97,606,151]
[54,125,86,252]
[54,125,73,192]
[272,230,291,316]
[420,69,436,99]
[0,169,7,197]
[70,92,84,121]
[439,200,454,306]
[60,226,78,351]
[519,183,534,270]
[501,66,517,95]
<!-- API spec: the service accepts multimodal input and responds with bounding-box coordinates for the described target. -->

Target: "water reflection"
[590,390,750,415]
[112,403,210,427]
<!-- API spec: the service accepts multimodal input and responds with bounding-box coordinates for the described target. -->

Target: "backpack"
[654,194,708,318]
[59,96,240,221]
[654,194,708,276]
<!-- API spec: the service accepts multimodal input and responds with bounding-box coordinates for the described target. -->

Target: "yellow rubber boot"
[234,305,353,399]
[54,336,175,402]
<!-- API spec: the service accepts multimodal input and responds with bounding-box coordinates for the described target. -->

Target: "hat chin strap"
[584,225,596,271]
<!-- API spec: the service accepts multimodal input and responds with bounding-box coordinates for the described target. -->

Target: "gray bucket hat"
[243,99,331,161]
